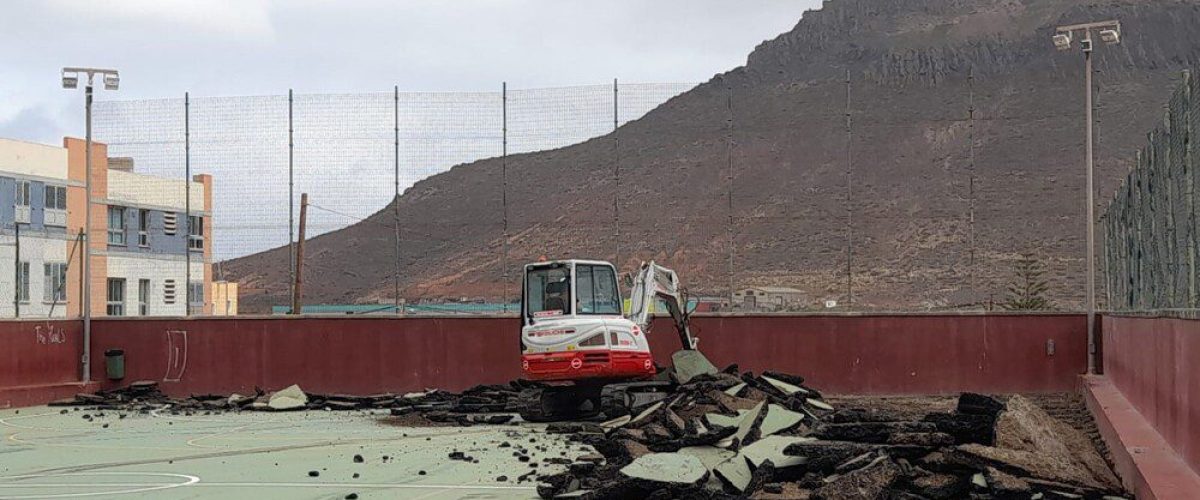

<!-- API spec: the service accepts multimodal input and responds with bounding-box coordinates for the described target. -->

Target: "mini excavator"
[517,259,717,421]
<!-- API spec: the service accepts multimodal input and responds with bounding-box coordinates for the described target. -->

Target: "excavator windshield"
[575,264,621,315]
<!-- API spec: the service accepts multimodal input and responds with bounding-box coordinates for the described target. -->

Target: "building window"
[43,185,67,227]
[138,279,150,315]
[107,206,127,245]
[16,261,29,303]
[138,209,150,247]
[189,281,204,314]
[43,263,67,302]
[106,278,125,316]
[44,185,66,210]
[188,215,204,251]
[163,279,176,304]
[15,181,30,207]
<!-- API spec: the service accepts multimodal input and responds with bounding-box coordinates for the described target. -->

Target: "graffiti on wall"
[35,324,68,345]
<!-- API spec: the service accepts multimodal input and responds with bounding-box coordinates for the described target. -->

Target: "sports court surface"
[0,406,585,499]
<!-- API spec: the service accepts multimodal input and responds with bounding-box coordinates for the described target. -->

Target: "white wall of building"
[104,253,206,316]
[106,170,205,212]
[0,234,70,318]
[0,139,69,182]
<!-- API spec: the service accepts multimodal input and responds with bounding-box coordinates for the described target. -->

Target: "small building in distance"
[733,286,806,311]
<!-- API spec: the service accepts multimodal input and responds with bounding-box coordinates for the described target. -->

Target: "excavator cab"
[520,260,654,381]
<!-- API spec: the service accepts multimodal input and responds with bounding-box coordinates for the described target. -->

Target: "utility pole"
[292,193,308,315]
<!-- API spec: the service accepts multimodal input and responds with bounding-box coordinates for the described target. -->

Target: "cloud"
[0,106,66,145]
[41,0,275,40]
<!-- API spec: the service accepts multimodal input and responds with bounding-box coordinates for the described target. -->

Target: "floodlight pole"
[62,67,118,384]
[1084,41,1096,375]
[83,82,91,380]
[1054,20,1119,374]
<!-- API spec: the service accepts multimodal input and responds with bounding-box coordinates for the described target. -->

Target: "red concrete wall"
[0,320,85,407]
[651,314,1086,394]
[1103,315,1200,475]
[89,317,524,397]
[89,314,1085,398]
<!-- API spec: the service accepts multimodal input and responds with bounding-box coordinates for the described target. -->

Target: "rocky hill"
[225,0,1200,313]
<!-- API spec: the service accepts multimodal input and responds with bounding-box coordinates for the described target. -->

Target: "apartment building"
[0,137,216,317]
[0,138,77,318]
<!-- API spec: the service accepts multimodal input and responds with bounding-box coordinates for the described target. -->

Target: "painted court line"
[0,472,199,499]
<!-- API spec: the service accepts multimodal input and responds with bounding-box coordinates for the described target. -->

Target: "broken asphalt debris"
[58,376,1128,499]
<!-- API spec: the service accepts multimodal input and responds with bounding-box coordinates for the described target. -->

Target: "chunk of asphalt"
[670,350,718,385]
[629,401,664,426]
[739,435,813,469]
[759,404,804,437]
[705,410,747,429]
[677,446,736,469]
[352,454,364,463]
[713,454,753,492]
[718,401,765,450]
[806,398,834,411]
[268,385,308,411]
[619,453,708,485]
[724,382,747,397]
[600,414,631,430]
[760,375,808,396]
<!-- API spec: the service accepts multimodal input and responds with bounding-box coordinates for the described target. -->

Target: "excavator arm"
[626,261,697,351]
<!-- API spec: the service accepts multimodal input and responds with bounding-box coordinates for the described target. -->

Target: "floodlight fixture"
[61,70,78,89]
[103,72,119,90]
[1053,33,1072,51]
[1099,29,1120,45]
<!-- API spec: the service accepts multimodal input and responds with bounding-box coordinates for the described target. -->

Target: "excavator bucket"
[670,349,718,384]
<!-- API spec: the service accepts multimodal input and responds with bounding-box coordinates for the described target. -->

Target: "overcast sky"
[1,0,820,144]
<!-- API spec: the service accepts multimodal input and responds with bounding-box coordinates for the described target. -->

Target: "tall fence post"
[185,91,191,316]
[394,85,402,316]
[501,82,509,313]
[287,89,295,312]
[726,82,736,308]
[844,69,854,308]
[613,79,620,271]
[967,68,977,305]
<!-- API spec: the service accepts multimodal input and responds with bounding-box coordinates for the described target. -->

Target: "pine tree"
[1002,254,1052,311]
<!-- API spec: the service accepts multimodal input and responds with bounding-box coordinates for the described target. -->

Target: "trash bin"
[105,349,125,381]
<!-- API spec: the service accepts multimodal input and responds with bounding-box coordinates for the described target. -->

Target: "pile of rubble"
[532,372,1127,499]
[49,380,537,417]
[54,372,1127,499]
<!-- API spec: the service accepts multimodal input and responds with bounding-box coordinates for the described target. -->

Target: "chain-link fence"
[74,70,1119,316]
[1103,70,1198,312]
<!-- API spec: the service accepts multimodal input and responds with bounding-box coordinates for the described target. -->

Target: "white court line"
[0,472,198,499]
[0,412,93,432]
[182,482,534,490]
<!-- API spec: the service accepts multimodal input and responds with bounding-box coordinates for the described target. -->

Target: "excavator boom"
[626,261,697,351]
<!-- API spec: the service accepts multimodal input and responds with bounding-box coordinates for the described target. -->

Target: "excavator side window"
[576,264,621,315]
